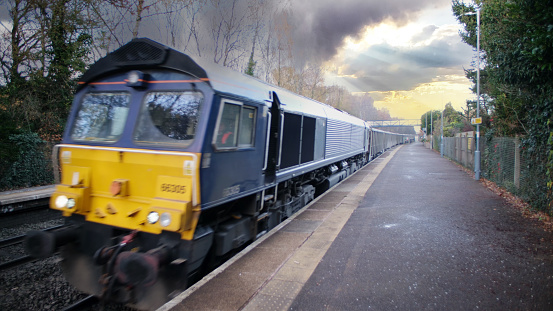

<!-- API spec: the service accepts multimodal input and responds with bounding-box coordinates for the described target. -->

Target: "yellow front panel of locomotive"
[87,196,193,234]
[53,145,201,238]
[60,166,91,188]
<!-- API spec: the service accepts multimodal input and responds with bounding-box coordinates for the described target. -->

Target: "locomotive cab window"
[214,100,256,149]
[70,93,130,142]
[134,91,203,147]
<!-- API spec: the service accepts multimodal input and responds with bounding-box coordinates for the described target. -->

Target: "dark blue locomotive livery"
[25,38,406,309]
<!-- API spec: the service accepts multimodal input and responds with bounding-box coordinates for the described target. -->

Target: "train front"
[24,39,214,310]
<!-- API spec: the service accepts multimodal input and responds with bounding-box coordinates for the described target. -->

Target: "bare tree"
[1,0,35,84]
[0,0,93,138]
[303,64,325,100]
[273,7,294,86]
[83,0,187,56]
[180,0,206,56]
[208,0,249,68]
[132,0,145,38]
[154,0,194,49]
[84,0,129,56]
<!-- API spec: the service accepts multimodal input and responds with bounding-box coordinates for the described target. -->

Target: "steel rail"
[0,224,66,249]
[60,295,99,311]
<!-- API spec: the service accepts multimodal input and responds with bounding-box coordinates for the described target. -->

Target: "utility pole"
[441,108,444,157]
[474,7,481,180]
[426,113,428,138]
[464,7,481,180]
[431,111,433,149]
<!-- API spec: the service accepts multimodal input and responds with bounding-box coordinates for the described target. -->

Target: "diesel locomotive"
[25,38,406,309]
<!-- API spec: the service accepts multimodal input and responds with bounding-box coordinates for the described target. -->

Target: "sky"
[0,0,475,121]
[289,0,475,120]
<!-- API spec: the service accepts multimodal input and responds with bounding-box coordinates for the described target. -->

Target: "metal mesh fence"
[481,137,518,193]
[441,133,475,169]
[435,133,546,210]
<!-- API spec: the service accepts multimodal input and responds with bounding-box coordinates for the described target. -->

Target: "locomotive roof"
[79,38,209,89]
[194,58,364,125]
[79,38,364,125]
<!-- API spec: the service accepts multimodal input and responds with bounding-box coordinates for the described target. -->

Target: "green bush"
[0,132,54,190]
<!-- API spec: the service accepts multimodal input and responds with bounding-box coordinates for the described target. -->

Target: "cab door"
[263,92,282,185]
[200,98,265,207]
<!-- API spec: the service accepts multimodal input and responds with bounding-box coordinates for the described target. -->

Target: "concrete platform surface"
[159,143,553,311]
[0,185,54,206]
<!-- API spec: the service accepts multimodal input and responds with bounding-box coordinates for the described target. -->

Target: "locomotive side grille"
[350,125,364,151]
[326,120,365,158]
[326,120,351,158]
[111,40,168,66]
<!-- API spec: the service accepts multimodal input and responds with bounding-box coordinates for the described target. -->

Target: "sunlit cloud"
[289,0,440,62]
[324,4,474,119]
[369,77,473,120]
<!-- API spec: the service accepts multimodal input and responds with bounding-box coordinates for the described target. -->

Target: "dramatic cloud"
[286,0,475,112]
[289,0,446,62]
[327,23,474,93]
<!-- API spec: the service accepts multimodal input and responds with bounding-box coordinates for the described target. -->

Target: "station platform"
[159,143,553,310]
[0,185,54,212]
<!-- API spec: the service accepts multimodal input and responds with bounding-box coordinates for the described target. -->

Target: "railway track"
[60,295,99,311]
[0,188,129,311]
[0,253,40,270]
[0,224,65,248]
[0,186,62,272]
[0,224,66,271]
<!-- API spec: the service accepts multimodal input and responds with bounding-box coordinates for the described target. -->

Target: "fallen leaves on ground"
[454,160,553,232]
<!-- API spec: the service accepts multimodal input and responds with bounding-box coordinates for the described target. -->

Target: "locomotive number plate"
[161,183,186,194]
[156,176,192,201]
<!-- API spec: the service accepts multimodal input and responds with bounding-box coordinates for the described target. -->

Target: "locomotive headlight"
[66,198,76,209]
[128,71,140,84]
[55,195,69,208]
[160,213,172,227]
[147,211,160,224]
[126,70,146,88]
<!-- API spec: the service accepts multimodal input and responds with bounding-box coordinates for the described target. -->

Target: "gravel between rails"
[0,210,134,310]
